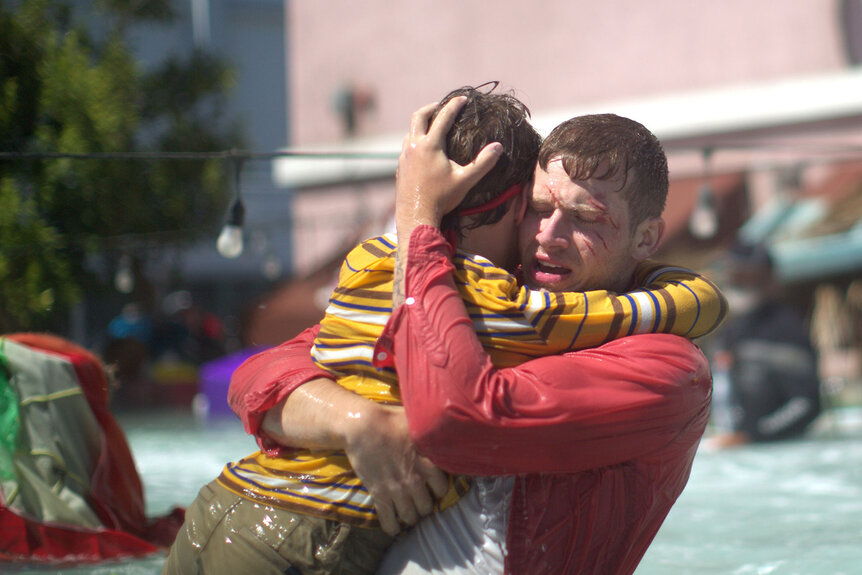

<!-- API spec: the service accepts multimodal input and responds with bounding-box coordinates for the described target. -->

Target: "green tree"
[0,0,242,333]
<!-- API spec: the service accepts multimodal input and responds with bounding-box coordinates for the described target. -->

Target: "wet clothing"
[377,476,513,575]
[162,479,392,575]
[221,232,724,531]
[216,448,468,528]
[312,233,726,401]
[371,226,712,574]
[228,226,714,575]
[712,300,821,441]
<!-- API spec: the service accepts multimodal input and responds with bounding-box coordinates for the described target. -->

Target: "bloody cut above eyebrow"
[585,197,609,216]
[546,186,563,208]
[542,186,620,230]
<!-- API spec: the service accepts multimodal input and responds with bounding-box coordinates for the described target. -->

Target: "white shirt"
[376,476,513,575]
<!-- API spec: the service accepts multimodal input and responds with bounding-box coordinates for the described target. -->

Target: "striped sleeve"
[632,260,728,339]
[311,234,400,403]
[313,238,728,375]
[453,256,728,365]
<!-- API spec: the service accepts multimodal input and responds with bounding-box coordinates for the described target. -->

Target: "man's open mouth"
[532,260,571,284]
[536,261,569,273]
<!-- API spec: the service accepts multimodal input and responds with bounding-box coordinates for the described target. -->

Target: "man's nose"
[536,211,569,250]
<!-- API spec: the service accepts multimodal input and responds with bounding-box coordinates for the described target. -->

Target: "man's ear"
[632,216,665,261]
[514,183,530,225]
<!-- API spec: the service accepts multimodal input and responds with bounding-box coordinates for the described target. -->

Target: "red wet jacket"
[229,226,712,575]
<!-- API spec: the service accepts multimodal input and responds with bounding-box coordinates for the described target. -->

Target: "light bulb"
[217,224,244,258]
[689,205,718,239]
[216,197,245,258]
[114,256,135,293]
[689,185,718,239]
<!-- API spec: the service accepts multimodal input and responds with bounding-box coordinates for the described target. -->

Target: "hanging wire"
[0,149,399,161]
[216,155,247,258]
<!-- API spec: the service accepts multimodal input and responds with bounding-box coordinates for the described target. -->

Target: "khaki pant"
[163,480,394,575]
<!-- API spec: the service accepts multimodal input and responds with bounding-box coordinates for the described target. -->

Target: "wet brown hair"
[430,83,542,236]
[538,113,668,227]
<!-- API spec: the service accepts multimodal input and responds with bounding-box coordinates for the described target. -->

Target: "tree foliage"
[0,0,242,332]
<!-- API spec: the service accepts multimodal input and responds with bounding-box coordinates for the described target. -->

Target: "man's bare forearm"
[259,375,448,535]
[261,377,393,450]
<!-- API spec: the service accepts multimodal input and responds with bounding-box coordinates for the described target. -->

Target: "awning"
[760,161,862,283]
[773,225,862,283]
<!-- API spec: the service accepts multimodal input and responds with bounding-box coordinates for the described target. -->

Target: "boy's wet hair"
[539,113,669,227]
[430,82,542,237]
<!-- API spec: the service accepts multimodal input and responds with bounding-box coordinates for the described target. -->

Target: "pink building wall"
[287,0,848,146]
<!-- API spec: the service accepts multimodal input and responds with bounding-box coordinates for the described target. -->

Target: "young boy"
[165,85,726,575]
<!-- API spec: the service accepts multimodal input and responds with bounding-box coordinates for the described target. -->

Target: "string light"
[5,143,860,260]
[114,254,135,293]
[216,157,246,258]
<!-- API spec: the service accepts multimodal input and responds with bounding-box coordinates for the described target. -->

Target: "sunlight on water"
[638,409,862,575]
[7,408,862,574]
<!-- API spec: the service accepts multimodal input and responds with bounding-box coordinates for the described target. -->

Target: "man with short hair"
[229,101,717,574]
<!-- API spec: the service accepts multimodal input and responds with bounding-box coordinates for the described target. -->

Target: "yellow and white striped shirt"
[219,233,726,527]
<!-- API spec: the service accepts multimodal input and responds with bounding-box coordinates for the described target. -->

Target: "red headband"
[443,183,524,250]
[458,183,524,216]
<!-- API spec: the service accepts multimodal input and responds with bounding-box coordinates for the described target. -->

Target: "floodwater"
[7,408,862,575]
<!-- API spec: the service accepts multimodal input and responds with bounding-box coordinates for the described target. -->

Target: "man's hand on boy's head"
[395,96,503,233]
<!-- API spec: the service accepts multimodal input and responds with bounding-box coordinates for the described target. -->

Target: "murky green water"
[7,409,862,574]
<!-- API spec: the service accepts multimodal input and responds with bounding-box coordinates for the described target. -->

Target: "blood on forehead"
[586,197,610,215]
[545,186,564,208]
[543,185,611,218]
